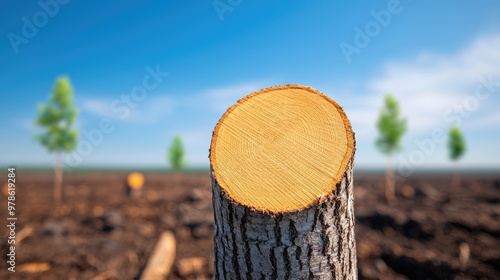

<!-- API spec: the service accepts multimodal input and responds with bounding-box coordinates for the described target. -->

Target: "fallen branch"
[140,231,176,280]
[17,225,34,245]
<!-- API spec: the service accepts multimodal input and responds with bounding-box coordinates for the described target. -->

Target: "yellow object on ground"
[127,172,145,189]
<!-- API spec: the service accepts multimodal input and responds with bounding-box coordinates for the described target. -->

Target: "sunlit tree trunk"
[212,161,357,279]
[210,85,358,279]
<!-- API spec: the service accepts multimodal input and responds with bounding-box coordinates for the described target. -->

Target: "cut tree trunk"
[210,85,357,279]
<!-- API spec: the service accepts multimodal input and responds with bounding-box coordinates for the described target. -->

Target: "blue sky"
[1,0,500,171]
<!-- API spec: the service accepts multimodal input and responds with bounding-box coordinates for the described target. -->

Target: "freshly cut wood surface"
[210,85,355,213]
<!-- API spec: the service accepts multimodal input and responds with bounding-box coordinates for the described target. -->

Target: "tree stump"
[210,85,357,279]
[125,172,145,197]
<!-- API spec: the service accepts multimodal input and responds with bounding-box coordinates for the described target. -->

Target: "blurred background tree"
[168,135,185,172]
[35,76,78,202]
[448,126,466,187]
[376,94,407,204]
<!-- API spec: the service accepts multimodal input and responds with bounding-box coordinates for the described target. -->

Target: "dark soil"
[0,171,499,279]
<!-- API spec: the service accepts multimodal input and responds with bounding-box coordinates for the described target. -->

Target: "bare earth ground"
[0,171,499,279]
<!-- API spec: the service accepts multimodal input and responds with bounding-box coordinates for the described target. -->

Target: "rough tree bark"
[210,85,357,279]
[212,160,356,279]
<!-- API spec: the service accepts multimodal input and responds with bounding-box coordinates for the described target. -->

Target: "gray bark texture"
[212,160,357,280]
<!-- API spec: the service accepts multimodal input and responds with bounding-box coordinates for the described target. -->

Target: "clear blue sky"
[1,0,500,171]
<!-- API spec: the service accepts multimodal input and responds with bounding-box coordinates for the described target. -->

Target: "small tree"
[168,135,185,171]
[448,126,466,187]
[35,76,78,202]
[376,94,407,203]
